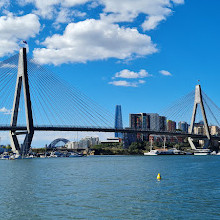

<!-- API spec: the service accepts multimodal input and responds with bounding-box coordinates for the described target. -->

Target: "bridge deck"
[2,126,220,140]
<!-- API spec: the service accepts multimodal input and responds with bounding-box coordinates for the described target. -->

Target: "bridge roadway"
[1,125,220,140]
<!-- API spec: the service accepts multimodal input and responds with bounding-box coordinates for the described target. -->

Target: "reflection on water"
[0,156,220,219]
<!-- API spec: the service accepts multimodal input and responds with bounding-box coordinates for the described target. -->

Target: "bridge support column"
[188,84,211,149]
[9,48,34,156]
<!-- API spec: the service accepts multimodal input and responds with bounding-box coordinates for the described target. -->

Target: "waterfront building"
[129,113,150,130]
[65,141,79,149]
[129,113,150,141]
[178,121,189,133]
[159,116,167,131]
[79,137,99,149]
[65,137,99,150]
[129,113,166,132]
[148,113,160,131]
[128,113,167,143]
[191,121,205,135]
[209,125,220,136]
[115,105,123,138]
[194,126,204,135]
[167,120,176,132]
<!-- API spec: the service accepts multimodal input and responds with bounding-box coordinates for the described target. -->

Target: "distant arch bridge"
[47,138,70,148]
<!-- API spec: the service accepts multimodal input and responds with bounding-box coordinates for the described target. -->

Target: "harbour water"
[0,156,220,219]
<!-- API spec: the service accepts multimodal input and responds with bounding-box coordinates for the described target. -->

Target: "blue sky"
[0,0,220,145]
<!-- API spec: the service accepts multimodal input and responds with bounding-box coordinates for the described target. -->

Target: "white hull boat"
[194,149,211,155]
[144,150,159,156]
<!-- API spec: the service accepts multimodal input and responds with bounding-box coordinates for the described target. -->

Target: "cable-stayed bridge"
[1,48,220,155]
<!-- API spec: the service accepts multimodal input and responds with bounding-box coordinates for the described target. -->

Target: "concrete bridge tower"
[188,84,211,149]
[9,48,34,156]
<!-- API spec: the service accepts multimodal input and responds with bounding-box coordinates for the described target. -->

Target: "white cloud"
[0,107,12,115]
[62,0,90,7]
[19,0,90,19]
[0,13,40,57]
[109,79,146,87]
[18,0,184,21]
[88,1,99,9]
[73,10,86,18]
[159,70,172,76]
[53,8,86,27]
[142,15,166,31]
[114,69,152,79]
[18,0,183,30]
[172,0,184,4]
[138,80,146,84]
[0,0,9,9]
[33,19,157,65]
[99,0,184,30]
[0,0,184,62]
[55,8,72,24]
[0,63,17,68]
[18,0,59,19]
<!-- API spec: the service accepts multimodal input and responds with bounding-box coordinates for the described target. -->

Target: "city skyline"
[1,1,220,145]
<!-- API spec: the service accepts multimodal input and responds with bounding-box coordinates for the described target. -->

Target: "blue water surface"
[0,156,220,220]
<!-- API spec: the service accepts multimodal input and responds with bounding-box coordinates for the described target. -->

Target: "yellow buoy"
[157,173,161,180]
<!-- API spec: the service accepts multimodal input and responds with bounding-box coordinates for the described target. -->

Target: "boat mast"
[163,136,166,150]
[150,138,153,151]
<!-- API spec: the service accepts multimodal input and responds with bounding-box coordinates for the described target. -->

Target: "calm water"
[0,156,220,220]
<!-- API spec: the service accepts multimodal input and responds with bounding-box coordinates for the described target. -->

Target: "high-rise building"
[178,121,189,133]
[129,113,166,131]
[129,113,150,141]
[167,120,176,132]
[209,125,220,136]
[148,113,160,131]
[192,121,205,135]
[159,116,167,131]
[115,105,123,138]
[129,113,150,130]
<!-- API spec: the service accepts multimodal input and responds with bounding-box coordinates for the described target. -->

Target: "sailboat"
[144,139,159,156]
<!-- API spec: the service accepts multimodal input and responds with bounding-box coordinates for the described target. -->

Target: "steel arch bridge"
[47,138,70,148]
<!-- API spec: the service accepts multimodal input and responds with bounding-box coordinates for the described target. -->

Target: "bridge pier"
[9,48,34,156]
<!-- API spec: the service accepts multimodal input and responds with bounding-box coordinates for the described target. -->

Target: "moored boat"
[0,152,10,160]
[69,152,83,157]
[144,150,159,156]
[144,139,159,156]
[194,149,211,155]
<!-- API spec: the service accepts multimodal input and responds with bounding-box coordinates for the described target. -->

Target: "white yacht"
[194,149,211,155]
[144,150,159,156]
[144,139,159,156]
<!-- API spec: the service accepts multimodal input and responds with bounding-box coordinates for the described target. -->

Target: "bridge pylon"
[9,48,34,156]
[188,84,211,149]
